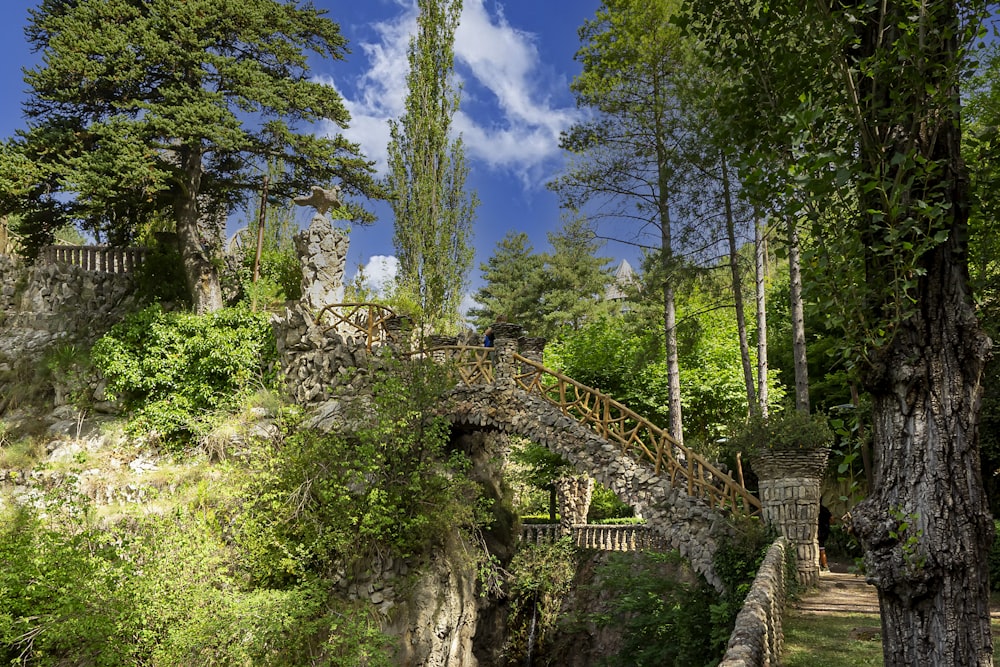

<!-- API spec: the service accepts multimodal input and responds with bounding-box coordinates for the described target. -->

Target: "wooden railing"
[511,353,761,517]
[38,245,147,273]
[316,303,397,351]
[407,345,495,385]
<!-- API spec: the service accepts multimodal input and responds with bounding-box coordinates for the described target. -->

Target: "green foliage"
[2,0,383,309]
[388,0,477,333]
[91,304,277,448]
[234,358,480,585]
[725,406,833,457]
[134,237,191,305]
[469,231,546,332]
[712,516,778,637]
[505,539,578,662]
[587,483,634,522]
[590,551,723,667]
[0,504,393,666]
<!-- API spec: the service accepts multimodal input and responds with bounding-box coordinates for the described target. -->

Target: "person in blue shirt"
[483,327,494,347]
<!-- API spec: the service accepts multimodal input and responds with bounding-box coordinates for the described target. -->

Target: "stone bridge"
[275,306,766,591]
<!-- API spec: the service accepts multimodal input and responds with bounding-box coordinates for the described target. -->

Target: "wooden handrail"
[511,353,762,517]
[316,303,397,351]
[408,345,495,385]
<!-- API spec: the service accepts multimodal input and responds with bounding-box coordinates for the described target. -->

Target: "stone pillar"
[751,448,829,586]
[518,336,547,372]
[555,474,594,537]
[294,218,349,313]
[490,322,523,387]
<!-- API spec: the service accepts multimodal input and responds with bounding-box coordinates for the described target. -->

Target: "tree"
[469,231,545,333]
[537,217,613,339]
[0,0,381,313]
[387,0,477,334]
[685,0,994,662]
[551,0,691,444]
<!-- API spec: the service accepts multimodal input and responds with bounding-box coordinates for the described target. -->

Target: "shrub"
[233,358,481,585]
[591,551,721,667]
[712,516,779,643]
[505,539,578,662]
[91,304,277,448]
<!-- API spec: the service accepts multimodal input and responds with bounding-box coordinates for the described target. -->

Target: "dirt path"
[792,560,1000,619]
[792,564,880,616]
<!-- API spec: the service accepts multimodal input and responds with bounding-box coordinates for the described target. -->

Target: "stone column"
[490,322,523,387]
[751,448,829,586]
[518,336,547,372]
[555,474,594,537]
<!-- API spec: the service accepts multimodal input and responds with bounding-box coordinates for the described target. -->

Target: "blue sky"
[0,0,625,301]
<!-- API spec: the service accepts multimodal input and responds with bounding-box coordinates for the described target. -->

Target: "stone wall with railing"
[520,523,670,552]
[38,245,147,274]
[0,254,142,362]
[719,537,790,667]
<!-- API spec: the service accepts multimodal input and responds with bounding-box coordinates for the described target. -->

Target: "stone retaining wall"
[0,254,141,364]
[719,537,789,667]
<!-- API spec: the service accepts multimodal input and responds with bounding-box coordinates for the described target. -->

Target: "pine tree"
[387,0,477,333]
[0,0,381,313]
[469,232,545,333]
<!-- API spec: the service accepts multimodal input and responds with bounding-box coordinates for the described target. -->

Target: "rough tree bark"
[722,153,757,413]
[754,212,769,417]
[175,144,223,314]
[843,1,995,664]
[787,214,810,414]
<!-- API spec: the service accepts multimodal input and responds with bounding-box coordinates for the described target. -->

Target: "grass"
[783,609,1000,666]
[782,612,883,666]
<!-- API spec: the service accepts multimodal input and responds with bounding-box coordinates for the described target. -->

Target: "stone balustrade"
[39,245,147,274]
[520,523,670,552]
[719,537,789,667]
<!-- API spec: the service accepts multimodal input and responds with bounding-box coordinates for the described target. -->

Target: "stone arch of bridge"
[444,384,732,591]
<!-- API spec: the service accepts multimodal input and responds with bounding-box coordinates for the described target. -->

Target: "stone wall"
[446,384,732,591]
[271,303,390,404]
[0,254,141,364]
[718,537,789,667]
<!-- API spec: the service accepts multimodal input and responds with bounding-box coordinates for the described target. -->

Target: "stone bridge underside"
[446,383,731,591]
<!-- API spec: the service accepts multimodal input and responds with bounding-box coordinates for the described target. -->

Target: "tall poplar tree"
[0,0,381,314]
[387,0,477,333]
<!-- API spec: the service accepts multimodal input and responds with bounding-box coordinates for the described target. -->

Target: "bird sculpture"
[293,185,342,215]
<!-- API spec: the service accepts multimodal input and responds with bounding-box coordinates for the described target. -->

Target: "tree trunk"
[722,153,757,413]
[754,212,769,417]
[851,241,992,665]
[175,144,223,314]
[845,3,994,662]
[787,215,809,413]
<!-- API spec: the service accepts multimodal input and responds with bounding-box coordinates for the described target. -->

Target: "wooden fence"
[511,354,762,517]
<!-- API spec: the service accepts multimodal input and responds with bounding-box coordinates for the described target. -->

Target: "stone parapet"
[718,537,789,667]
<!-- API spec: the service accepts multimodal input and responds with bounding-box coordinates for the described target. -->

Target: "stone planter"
[751,448,830,586]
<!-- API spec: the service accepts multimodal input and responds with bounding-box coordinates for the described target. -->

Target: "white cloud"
[355,254,400,295]
[327,0,580,183]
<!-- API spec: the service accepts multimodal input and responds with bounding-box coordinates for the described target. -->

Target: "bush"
[712,516,779,643]
[233,358,481,585]
[0,503,394,666]
[591,551,721,667]
[505,539,578,662]
[91,304,277,448]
